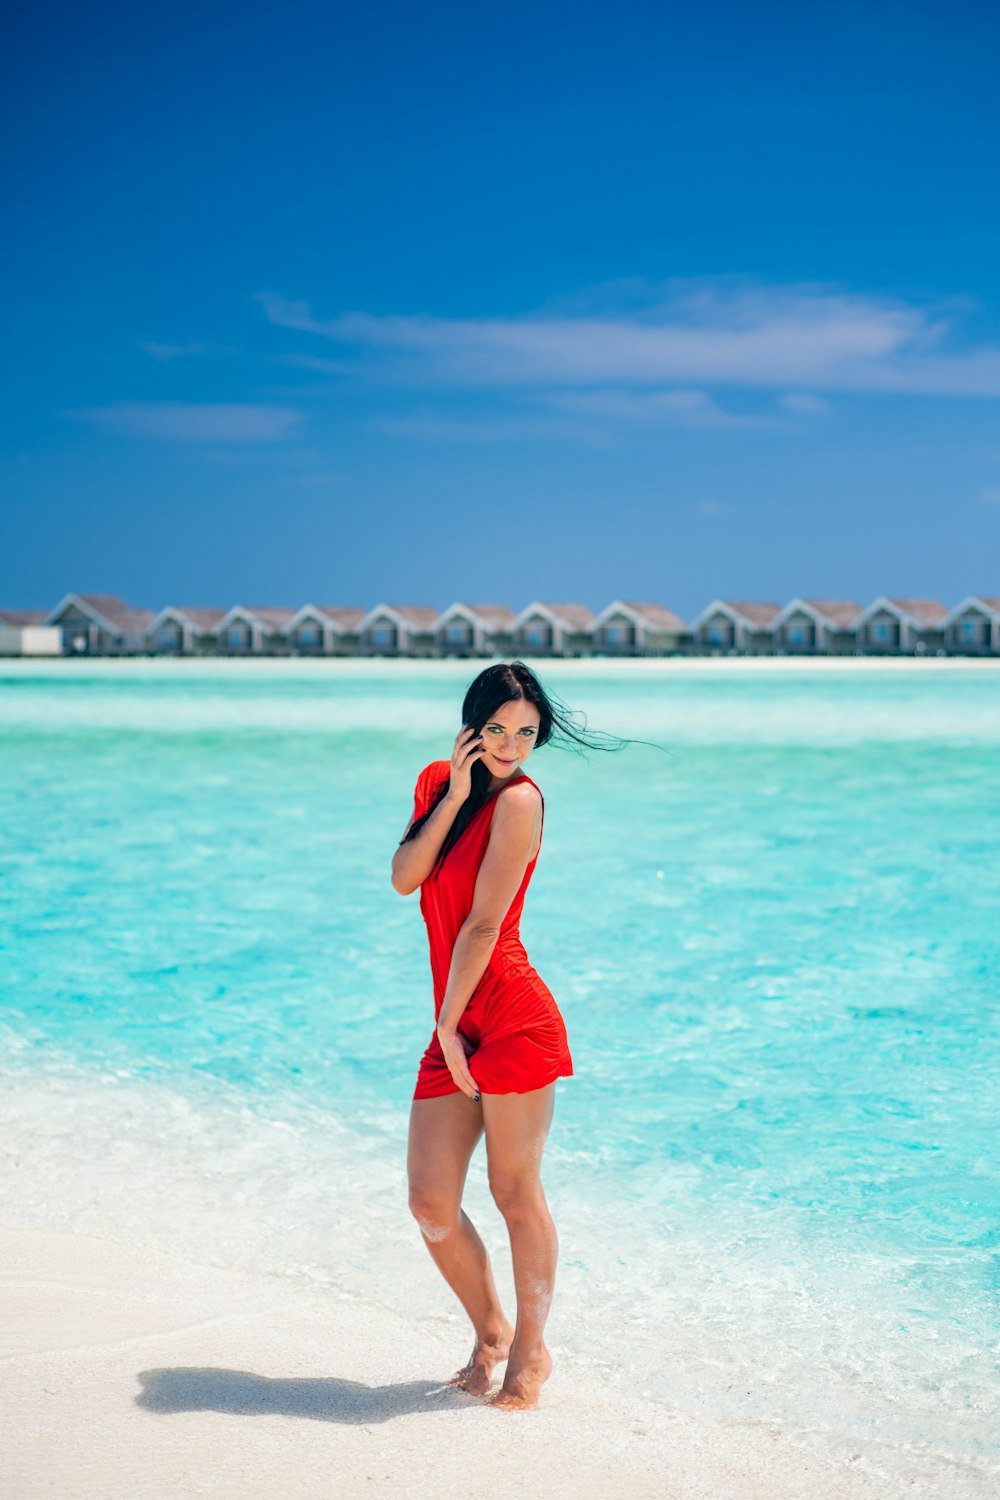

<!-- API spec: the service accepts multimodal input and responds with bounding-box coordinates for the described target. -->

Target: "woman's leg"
[407,1092,514,1394]
[481,1082,558,1409]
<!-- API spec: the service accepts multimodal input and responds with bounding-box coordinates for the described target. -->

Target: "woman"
[392,660,627,1411]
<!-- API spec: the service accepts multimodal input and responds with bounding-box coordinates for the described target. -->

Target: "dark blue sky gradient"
[4,0,999,617]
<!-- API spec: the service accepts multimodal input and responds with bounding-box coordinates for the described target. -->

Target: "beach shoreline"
[1,1061,994,1500]
[3,652,1000,675]
[2,1216,990,1500]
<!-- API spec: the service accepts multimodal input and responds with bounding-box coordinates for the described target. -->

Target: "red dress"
[410,760,574,1099]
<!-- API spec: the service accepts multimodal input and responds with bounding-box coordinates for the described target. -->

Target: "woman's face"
[476,697,541,778]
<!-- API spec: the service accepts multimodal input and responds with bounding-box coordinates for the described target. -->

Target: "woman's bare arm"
[391,726,484,894]
[435,782,542,1038]
[391,787,463,894]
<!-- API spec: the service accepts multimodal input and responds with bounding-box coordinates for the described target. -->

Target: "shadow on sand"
[136,1367,479,1422]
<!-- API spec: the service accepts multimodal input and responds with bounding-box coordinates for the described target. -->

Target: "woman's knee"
[408,1183,460,1241]
[488,1170,544,1221]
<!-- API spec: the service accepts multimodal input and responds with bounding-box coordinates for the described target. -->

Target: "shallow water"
[1,660,997,1478]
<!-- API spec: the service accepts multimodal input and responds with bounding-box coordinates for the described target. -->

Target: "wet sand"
[1,1223,988,1500]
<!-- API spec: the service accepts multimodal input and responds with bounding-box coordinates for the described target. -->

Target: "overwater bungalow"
[286,605,366,655]
[27,588,999,660]
[46,593,155,655]
[771,599,863,654]
[433,604,517,657]
[855,598,948,654]
[589,601,689,656]
[357,604,439,656]
[691,600,782,653]
[944,596,1000,655]
[213,606,297,655]
[146,607,227,655]
[0,609,62,656]
[510,603,595,656]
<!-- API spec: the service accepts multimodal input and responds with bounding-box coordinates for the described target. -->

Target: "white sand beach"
[3,654,1000,675]
[1,1218,991,1500]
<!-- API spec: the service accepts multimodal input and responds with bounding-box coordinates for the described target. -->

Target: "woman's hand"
[437,1025,480,1101]
[447,723,484,804]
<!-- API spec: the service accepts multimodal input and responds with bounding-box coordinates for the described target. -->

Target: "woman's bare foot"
[486,1342,553,1410]
[447,1320,515,1397]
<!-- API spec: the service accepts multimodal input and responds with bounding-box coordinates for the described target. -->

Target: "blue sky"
[4,0,999,619]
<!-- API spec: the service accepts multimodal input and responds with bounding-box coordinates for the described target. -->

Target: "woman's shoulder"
[491,775,543,819]
[504,772,543,803]
[414,759,451,798]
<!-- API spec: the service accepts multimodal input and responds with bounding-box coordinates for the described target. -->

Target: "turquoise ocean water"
[1,660,997,1479]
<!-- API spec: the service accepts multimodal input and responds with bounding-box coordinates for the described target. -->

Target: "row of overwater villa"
[2,592,1000,658]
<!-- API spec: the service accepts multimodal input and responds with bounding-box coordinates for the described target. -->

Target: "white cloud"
[257,281,1000,398]
[374,412,606,445]
[70,402,304,444]
[981,487,1000,505]
[272,353,353,375]
[779,391,831,414]
[546,388,778,429]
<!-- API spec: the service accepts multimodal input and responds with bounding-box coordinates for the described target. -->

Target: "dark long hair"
[401,659,664,874]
